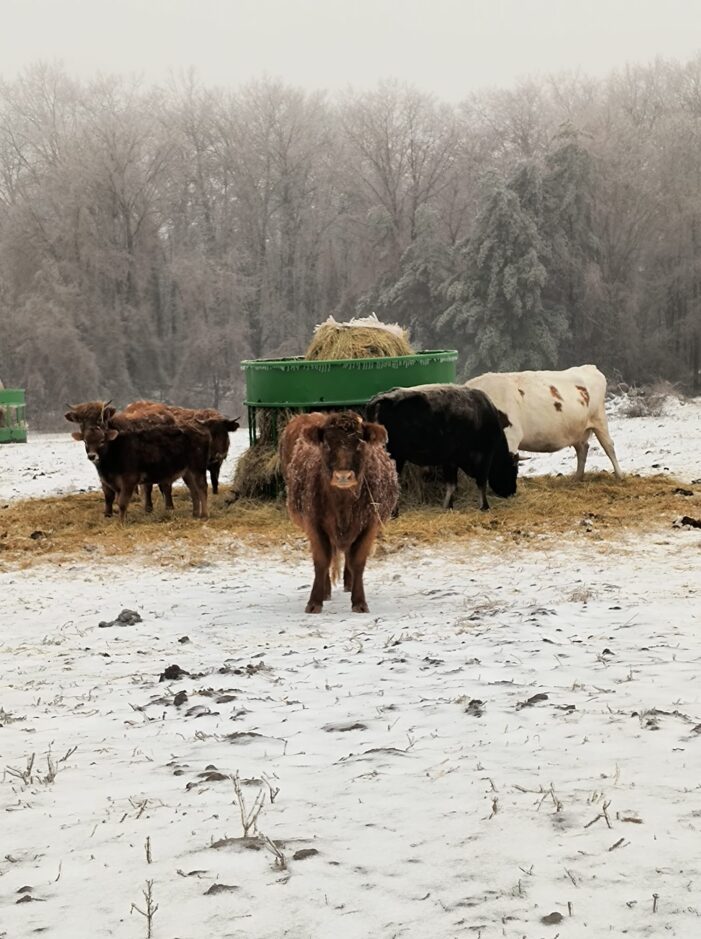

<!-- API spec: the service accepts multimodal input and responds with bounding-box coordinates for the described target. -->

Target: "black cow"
[366,384,518,511]
[71,422,211,522]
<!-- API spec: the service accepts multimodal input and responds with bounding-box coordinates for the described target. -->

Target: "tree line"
[0,58,699,427]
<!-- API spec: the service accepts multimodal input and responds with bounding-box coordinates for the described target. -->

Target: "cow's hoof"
[145,506,153,514]
[305,601,322,614]
[480,505,489,512]
[352,602,369,613]
[104,512,113,518]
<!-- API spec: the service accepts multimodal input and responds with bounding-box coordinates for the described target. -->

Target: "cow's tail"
[330,548,342,585]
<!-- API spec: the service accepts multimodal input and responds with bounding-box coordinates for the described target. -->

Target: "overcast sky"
[1,0,700,99]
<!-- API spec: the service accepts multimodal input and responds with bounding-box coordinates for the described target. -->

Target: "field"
[1,399,700,938]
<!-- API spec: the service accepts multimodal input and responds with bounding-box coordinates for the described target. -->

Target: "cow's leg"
[117,477,137,524]
[196,472,209,518]
[347,523,379,613]
[343,560,353,593]
[306,529,333,613]
[574,437,590,481]
[468,456,492,511]
[183,471,200,517]
[143,484,154,513]
[102,482,116,518]
[184,470,209,519]
[443,465,458,510]
[159,483,174,511]
[592,422,623,478]
[391,457,404,518]
[209,461,220,495]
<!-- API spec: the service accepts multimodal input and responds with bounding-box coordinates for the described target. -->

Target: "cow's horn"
[517,454,531,462]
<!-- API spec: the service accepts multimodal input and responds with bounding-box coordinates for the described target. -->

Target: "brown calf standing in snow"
[122,401,239,494]
[281,411,398,614]
[70,420,211,522]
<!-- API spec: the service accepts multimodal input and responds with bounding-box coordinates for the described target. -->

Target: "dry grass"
[305,323,413,360]
[230,444,281,499]
[1,473,697,569]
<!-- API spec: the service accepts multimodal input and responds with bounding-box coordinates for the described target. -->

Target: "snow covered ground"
[0,398,700,938]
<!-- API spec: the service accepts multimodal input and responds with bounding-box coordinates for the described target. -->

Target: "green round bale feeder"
[232,350,458,500]
[0,389,27,444]
[242,350,458,445]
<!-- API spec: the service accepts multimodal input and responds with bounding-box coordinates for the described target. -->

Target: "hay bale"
[230,444,281,501]
[305,314,413,360]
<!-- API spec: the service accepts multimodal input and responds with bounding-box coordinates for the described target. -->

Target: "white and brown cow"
[465,365,622,480]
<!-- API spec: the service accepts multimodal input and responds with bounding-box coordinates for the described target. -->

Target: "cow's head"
[303,412,387,490]
[71,424,119,466]
[195,416,240,463]
[65,400,116,428]
[489,447,519,498]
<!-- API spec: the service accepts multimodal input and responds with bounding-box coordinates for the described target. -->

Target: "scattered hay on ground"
[1,473,697,569]
[305,320,412,361]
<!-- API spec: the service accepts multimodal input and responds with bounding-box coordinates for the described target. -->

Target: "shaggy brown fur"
[279,412,326,478]
[282,411,398,614]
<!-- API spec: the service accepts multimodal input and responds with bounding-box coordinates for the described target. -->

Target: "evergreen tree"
[542,123,603,361]
[438,166,566,375]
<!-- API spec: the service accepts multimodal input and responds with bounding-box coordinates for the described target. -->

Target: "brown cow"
[66,400,238,514]
[122,400,239,502]
[70,420,211,522]
[281,411,398,614]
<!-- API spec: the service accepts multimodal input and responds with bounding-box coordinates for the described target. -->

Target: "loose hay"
[1,473,697,569]
[230,444,282,500]
[230,408,297,500]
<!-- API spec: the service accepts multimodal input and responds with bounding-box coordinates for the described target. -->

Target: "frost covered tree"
[542,124,603,361]
[438,164,566,376]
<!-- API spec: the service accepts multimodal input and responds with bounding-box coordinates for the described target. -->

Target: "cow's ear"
[496,408,511,429]
[302,423,324,445]
[362,421,388,446]
[225,419,240,432]
[102,406,116,421]
[65,410,78,423]
[105,429,119,441]
[71,430,83,441]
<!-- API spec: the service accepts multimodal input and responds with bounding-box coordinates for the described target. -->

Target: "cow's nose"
[331,470,357,489]
[87,453,97,462]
